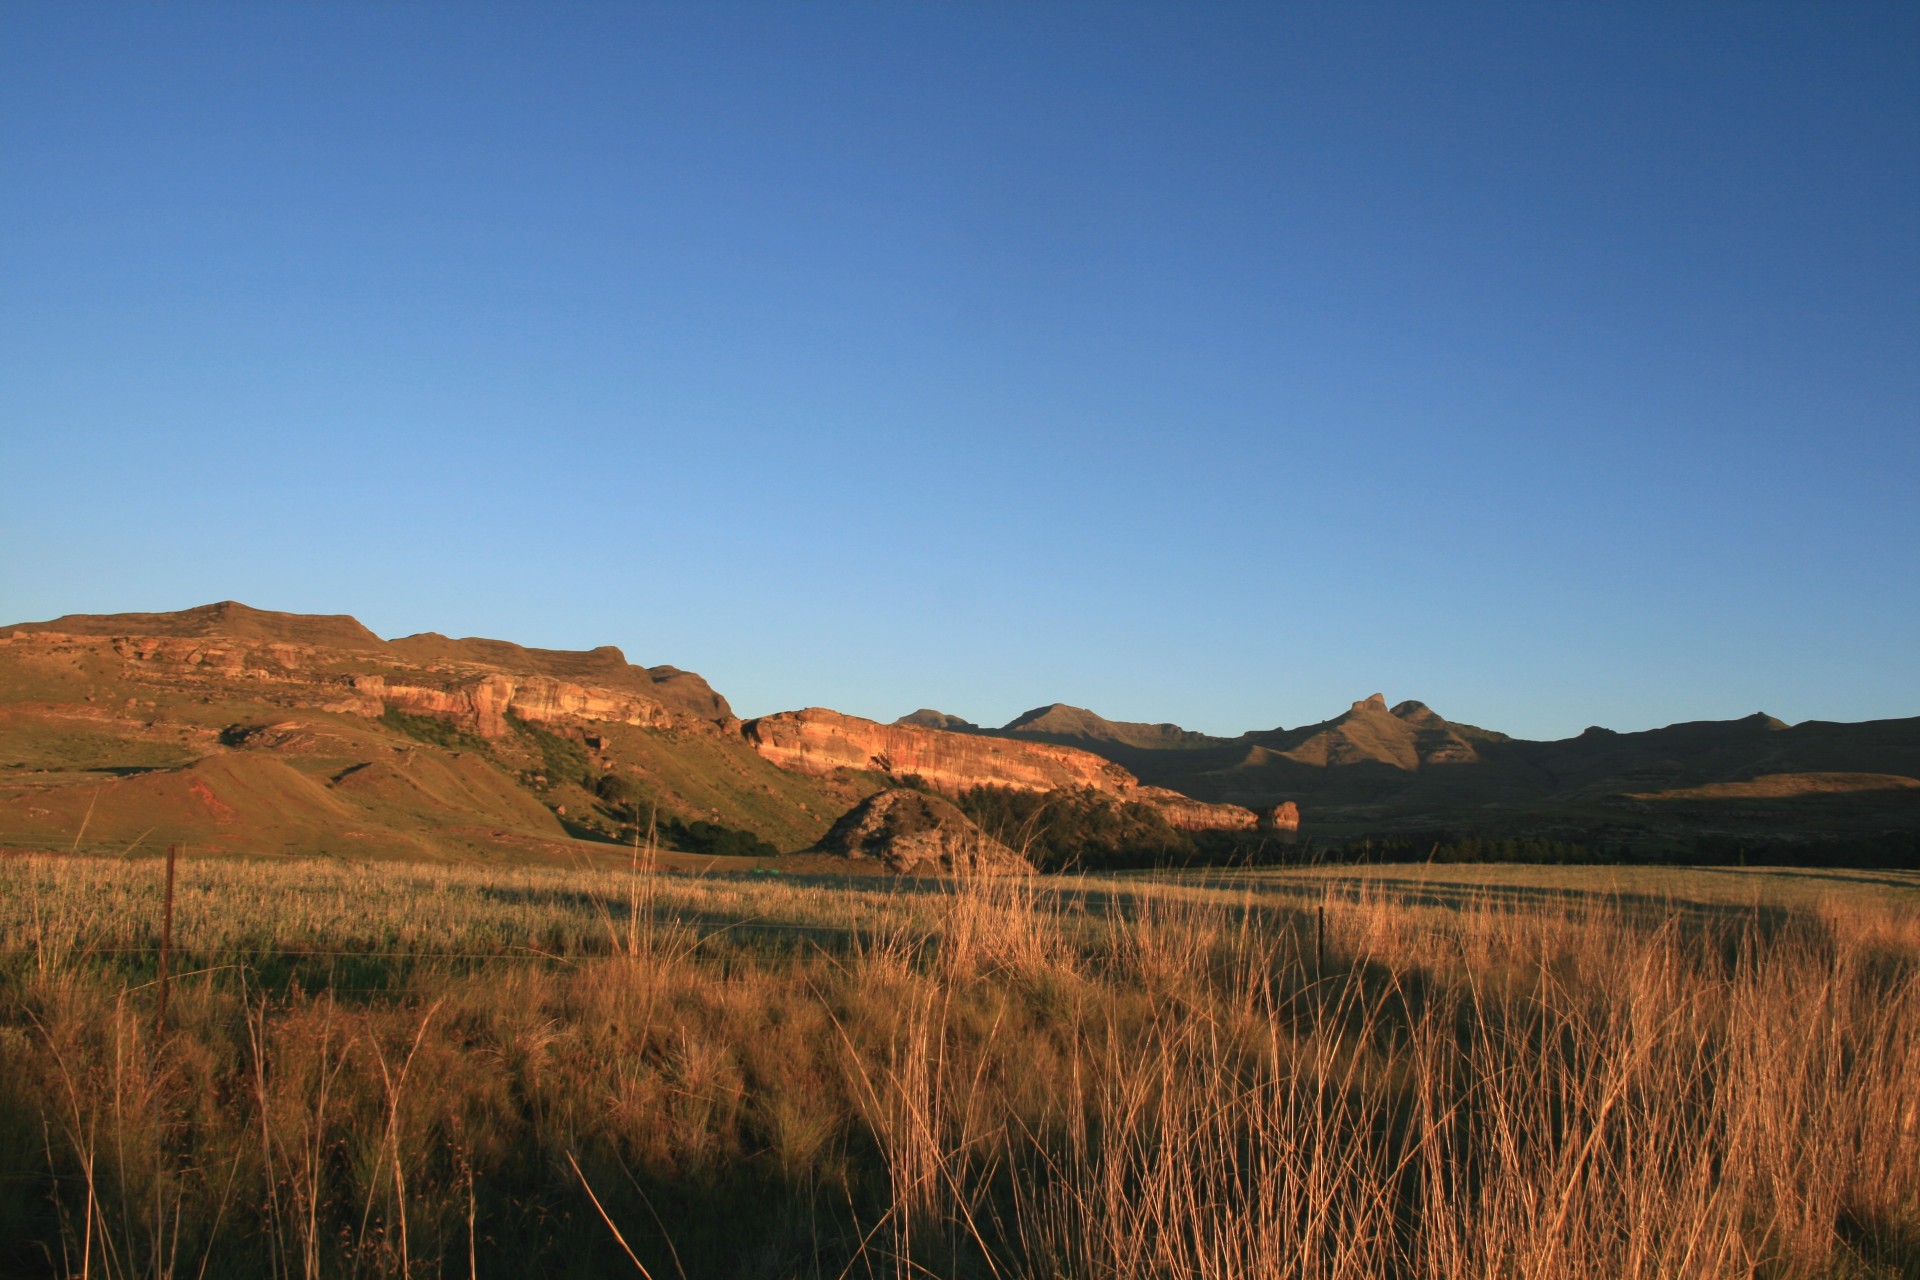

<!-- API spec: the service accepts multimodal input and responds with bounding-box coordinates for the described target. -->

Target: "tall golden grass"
[0,856,1914,1278]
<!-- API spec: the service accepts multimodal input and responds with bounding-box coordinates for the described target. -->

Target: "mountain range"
[3,601,1915,863]
[905,695,1920,842]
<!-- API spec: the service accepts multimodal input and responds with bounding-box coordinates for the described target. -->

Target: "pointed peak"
[1350,693,1389,714]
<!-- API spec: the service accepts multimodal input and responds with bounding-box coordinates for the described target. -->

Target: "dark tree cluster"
[593,771,776,857]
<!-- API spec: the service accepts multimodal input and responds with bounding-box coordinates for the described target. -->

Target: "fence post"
[155,844,177,1037]
[1316,903,1325,977]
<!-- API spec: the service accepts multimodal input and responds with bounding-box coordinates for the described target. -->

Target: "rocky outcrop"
[353,673,685,738]
[1135,786,1259,830]
[1130,786,1296,835]
[109,635,325,679]
[819,788,1030,875]
[747,708,1138,795]
[743,708,1267,832]
[387,634,732,720]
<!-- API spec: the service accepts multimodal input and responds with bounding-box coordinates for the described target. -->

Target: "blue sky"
[3,4,1916,739]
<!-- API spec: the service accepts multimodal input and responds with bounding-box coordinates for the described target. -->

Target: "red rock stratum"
[741,708,1291,833]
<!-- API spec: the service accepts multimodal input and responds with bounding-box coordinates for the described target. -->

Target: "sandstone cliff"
[742,708,1275,833]
[386,633,732,720]
[1136,786,1300,834]
[746,708,1135,794]
[344,672,691,738]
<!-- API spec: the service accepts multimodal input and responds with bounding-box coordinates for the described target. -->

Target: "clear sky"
[3,4,1916,740]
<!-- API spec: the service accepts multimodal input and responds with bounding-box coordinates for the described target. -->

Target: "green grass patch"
[507,712,590,786]
[377,706,487,752]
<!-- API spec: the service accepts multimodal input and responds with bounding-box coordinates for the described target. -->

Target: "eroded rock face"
[7,626,721,742]
[747,708,1137,794]
[820,788,1030,875]
[349,670,691,738]
[743,708,1268,832]
[386,634,733,720]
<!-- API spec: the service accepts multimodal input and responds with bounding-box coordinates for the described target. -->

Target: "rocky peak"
[1349,693,1390,714]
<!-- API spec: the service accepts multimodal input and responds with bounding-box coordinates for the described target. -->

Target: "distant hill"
[895,709,979,731]
[899,692,1920,848]
[1001,703,1231,752]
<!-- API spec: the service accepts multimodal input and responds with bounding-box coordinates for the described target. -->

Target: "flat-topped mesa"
[742,708,1268,832]
[3,604,732,740]
[7,600,390,651]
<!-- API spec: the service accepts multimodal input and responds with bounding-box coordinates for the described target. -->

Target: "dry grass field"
[1,856,1916,1278]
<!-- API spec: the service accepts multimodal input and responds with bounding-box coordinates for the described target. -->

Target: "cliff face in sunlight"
[740,708,1285,832]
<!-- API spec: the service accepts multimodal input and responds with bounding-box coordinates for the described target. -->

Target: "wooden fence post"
[155,844,177,1037]
[1316,903,1325,977]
